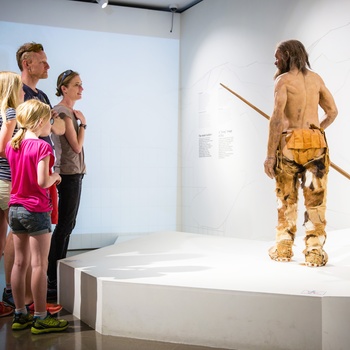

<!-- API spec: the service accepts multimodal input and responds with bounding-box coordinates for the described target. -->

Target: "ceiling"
[69,0,203,13]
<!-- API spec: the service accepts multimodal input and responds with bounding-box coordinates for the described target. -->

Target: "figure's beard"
[274,65,289,80]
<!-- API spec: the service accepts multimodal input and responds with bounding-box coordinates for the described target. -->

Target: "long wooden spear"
[220,82,350,180]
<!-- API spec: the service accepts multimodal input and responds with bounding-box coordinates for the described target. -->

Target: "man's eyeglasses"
[50,117,54,125]
[59,69,73,86]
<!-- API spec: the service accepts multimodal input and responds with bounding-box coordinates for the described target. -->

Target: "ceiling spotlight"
[97,0,108,8]
[169,4,178,13]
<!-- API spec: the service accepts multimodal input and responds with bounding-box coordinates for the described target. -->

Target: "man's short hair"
[16,42,44,71]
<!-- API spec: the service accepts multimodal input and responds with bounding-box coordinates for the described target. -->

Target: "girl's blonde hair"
[11,99,51,150]
[0,71,22,122]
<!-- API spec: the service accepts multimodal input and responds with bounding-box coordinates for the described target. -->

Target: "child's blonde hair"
[11,100,51,150]
[0,71,22,122]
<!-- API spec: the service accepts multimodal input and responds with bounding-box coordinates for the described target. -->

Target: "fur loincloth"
[281,126,327,166]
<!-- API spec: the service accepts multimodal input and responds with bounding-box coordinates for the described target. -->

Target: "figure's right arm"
[264,78,287,178]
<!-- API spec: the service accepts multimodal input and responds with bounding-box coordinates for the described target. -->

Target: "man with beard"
[264,40,338,267]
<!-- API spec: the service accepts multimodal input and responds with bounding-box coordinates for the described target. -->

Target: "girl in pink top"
[5,99,68,334]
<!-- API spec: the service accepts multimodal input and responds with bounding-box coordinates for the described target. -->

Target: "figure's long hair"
[274,40,311,79]
[0,71,22,122]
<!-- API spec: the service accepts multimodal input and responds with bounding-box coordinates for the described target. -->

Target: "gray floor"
[0,250,229,350]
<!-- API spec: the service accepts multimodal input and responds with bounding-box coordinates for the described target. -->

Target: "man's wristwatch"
[79,124,87,129]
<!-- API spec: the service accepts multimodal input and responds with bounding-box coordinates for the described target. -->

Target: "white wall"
[2,0,350,249]
[0,0,181,248]
[180,0,350,241]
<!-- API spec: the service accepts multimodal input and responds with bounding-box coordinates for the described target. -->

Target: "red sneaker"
[46,303,63,314]
[27,302,63,315]
[0,301,13,317]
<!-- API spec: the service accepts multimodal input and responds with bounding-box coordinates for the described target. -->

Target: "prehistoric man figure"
[264,39,338,267]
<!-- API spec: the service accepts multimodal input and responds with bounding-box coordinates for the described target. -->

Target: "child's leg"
[30,233,51,314]
[24,264,33,305]
[0,209,8,259]
[3,232,14,291]
[11,233,30,311]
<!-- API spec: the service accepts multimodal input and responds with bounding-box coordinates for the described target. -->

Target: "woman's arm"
[64,110,86,154]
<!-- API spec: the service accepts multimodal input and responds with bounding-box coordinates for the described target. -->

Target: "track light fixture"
[97,0,108,9]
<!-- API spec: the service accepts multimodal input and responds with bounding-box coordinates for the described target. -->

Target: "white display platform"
[58,230,350,350]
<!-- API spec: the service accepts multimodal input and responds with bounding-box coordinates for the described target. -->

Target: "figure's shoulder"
[305,70,325,89]
[305,69,322,81]
[53,104,73,120]
[275,71,288,81]
[274,73,289,91]
[274,71,295,86]
[54,104,70,113]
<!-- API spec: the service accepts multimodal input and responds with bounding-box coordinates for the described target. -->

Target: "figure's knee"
[304,187,326,208]
[304,208,326,231]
